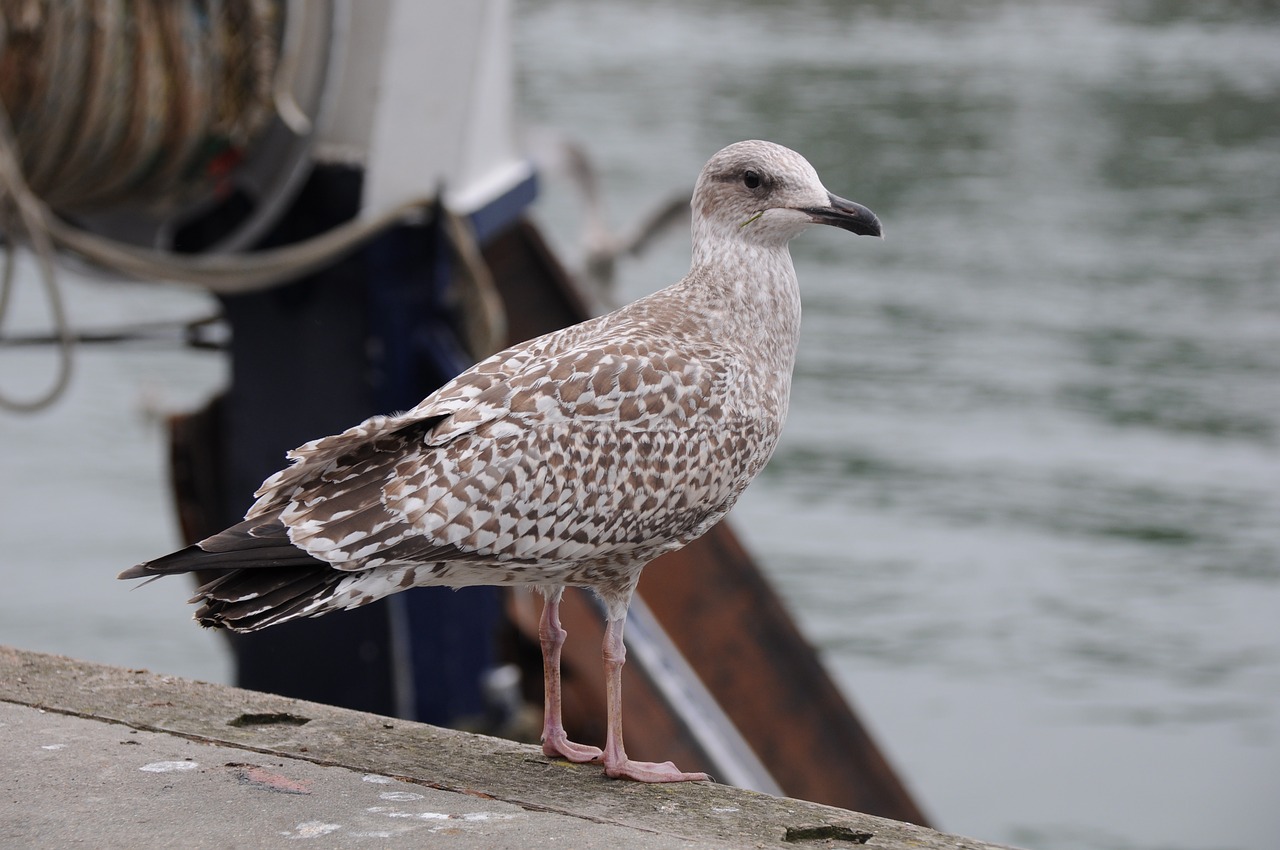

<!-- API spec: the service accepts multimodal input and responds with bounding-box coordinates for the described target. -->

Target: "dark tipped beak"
[804,192,883,237]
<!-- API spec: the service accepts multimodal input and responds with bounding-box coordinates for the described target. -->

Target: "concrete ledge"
[1,646,1014,849]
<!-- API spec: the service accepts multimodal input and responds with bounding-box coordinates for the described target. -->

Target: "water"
[0,273,232,683]
[1,1,1277,848]
[514,2,1280,849]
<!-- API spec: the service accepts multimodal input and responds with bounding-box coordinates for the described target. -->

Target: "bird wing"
[237,335,771,575]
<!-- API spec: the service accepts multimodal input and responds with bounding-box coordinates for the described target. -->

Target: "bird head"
[691,140,882,250]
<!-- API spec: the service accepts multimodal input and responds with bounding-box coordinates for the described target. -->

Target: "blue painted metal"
[212,162,537,730]
[467,170,539,244]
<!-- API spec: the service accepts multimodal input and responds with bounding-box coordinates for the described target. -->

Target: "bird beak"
[803,192,883,238]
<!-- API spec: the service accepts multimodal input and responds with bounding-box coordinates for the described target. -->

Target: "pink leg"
[538,589,603,763]
[600,614,710,783]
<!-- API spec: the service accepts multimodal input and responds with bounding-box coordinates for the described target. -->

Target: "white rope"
[0,98,74,413]
[41,197,436,294]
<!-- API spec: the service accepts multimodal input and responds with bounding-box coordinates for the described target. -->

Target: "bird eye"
[743,169,762,190]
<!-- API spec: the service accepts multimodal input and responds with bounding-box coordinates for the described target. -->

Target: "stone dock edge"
[1,646,1016,849]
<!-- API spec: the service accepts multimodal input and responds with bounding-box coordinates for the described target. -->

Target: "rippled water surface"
[515,2,1279,849]
[1,2,1277,849]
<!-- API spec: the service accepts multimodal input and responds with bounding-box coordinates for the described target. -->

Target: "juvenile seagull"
[120,140,882,783]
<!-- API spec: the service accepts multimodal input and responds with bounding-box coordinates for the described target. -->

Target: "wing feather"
[222,335,761,577]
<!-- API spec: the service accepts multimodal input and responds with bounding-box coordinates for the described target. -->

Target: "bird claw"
[542,734,603,764]
[604,758,710,783]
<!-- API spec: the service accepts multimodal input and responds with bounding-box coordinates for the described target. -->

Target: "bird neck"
[683,233,803,407]
[688,232,802,332]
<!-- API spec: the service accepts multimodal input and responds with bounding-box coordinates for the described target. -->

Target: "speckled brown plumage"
[121,140,882,782]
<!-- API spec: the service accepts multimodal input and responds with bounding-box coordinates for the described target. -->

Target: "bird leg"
[538,588,603,763]
[600,613,710,783]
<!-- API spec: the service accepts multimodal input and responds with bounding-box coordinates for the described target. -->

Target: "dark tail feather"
[118,517,326,580]
[193,566,351,632]
[120,514,353,632]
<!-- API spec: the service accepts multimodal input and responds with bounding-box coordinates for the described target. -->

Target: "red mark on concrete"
[226,763,313,795]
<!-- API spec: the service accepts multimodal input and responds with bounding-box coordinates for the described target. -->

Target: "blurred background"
[2,2,1277,849]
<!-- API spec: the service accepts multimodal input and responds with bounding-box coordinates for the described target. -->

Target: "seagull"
[119,140,882,783]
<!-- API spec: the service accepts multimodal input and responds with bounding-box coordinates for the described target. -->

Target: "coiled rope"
[1,0,280,212]
[0,1,505,412]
